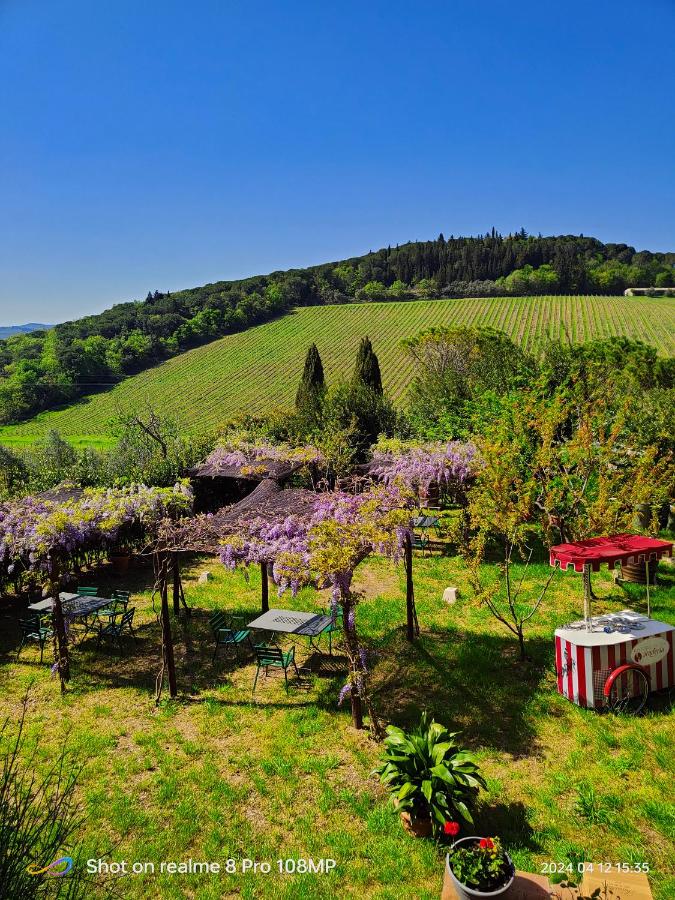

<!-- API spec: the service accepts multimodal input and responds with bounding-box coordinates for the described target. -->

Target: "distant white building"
[624,287,675,296]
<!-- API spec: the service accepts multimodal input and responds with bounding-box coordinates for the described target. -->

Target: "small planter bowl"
[446,837,515,900]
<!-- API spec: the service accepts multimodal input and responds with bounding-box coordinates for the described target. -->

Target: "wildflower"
[444,821,460,836]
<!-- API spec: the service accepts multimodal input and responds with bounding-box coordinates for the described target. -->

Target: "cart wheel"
[604,663,650,716]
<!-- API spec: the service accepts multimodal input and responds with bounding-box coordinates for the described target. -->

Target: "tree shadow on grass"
[368,625,554,758]
[474,800,542,852]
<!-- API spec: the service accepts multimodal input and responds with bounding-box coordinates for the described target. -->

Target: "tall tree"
[353,336,383,394]
[295,343,326,412]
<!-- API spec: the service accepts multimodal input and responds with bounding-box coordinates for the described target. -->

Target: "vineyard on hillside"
[1,295,673,443]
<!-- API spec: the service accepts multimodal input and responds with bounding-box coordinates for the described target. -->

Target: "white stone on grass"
[443,586,459,604]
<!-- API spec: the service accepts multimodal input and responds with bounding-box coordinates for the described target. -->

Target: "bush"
[374,712,486,833]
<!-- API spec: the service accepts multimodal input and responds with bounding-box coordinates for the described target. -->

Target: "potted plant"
[446,835,515,899]
[374,712,486,838]
[109,546,131,575]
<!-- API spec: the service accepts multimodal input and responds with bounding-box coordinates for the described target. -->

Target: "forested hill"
[1,231,674,425]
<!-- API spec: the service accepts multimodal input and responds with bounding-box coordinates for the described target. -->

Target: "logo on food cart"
[631,636,669,665]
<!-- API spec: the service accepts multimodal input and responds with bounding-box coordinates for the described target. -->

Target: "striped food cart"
[550,534,673,710]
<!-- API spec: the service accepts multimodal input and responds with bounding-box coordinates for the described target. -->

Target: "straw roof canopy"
[151,479,318,554]
[190,457,301,481]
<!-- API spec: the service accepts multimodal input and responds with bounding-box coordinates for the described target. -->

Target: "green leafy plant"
[448,837,512,892]
[374,712,486,831]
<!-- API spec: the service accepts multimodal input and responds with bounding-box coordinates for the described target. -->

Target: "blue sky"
[1,0,674,323]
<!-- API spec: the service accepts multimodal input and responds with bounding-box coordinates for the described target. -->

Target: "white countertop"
[555,611,674,646]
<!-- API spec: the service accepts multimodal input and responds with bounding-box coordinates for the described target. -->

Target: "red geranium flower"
[479,838,495,850]
[444,821,460,836]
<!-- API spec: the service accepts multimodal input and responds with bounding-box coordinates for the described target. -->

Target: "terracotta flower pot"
[400,809,433,838]
[109,551,131,575]
[446,837,515,900]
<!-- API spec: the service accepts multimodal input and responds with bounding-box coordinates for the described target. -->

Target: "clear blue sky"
[1,0,674,323]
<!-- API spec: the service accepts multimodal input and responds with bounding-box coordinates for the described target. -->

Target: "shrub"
[374,712,486,832]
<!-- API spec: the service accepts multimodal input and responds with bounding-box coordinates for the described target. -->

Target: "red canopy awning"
[549,534,673,573]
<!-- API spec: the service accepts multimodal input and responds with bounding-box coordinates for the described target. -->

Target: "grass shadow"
[368,626,554,757]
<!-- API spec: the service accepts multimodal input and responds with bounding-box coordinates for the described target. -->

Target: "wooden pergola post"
[158,553,177,699]
[260,561,269,613]
[172,552,181,616]
[341,593,363,730]
[403,532,419,642]
[49,553,70,690]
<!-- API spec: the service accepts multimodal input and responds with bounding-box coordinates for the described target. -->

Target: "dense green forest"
[1,231,674,424]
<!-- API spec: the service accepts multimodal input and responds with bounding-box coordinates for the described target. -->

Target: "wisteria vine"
[370,440,479,494]
[217,483,413,732]
[0,482,193,592]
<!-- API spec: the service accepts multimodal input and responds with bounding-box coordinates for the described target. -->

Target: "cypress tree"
[353,336,383,394]
[295,343,325,411]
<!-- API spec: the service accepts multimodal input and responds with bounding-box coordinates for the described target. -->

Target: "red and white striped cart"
[550,534,673,710]
[555,612,675,709]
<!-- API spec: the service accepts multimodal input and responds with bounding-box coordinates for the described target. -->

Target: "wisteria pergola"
[150,479,420,730]
[0,484,193,692]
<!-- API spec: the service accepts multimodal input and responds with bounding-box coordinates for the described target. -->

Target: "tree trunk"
[517,628,526,662]
[350,683,363,729]
[260,562,269,613]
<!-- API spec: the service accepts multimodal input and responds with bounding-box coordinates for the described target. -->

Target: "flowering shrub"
[0,482,193,591]
[370,439,479,495]
[202,439,324,476]
[448,836,513,892]
[218,483,412,599]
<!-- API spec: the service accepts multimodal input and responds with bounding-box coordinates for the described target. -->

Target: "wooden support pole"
[48,553,70,689]
[404,532,416,642]
[160,556,177,698]
[172,553,181,616]
[341,594,364,730]
[260,562,269,613]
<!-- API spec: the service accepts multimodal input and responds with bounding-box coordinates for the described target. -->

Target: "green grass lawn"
[1,551,673,899]
[1,294,673,445]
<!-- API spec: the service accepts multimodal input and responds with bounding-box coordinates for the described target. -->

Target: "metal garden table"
[27,593,111,618]
[411,514,441,532]
[247,608,334,652]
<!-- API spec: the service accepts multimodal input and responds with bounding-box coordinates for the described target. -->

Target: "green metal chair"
[209,611,252,661]
[94,589,131,623]
[17,616,53,663]
[77,586,99,595]
[411,532,429,555]
[323,606,343,655]
[252,644,298,694]
[96,607,136,654]
[111,590,131,608]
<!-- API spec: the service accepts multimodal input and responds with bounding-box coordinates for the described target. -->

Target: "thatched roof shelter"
[152,479,318,555]
[190,457,302,482]
[37,483,85,503]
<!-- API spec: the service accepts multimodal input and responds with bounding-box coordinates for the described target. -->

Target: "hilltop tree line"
[1,231,674,424]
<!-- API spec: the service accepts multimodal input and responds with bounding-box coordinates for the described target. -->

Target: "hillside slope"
[1,295,673,442]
